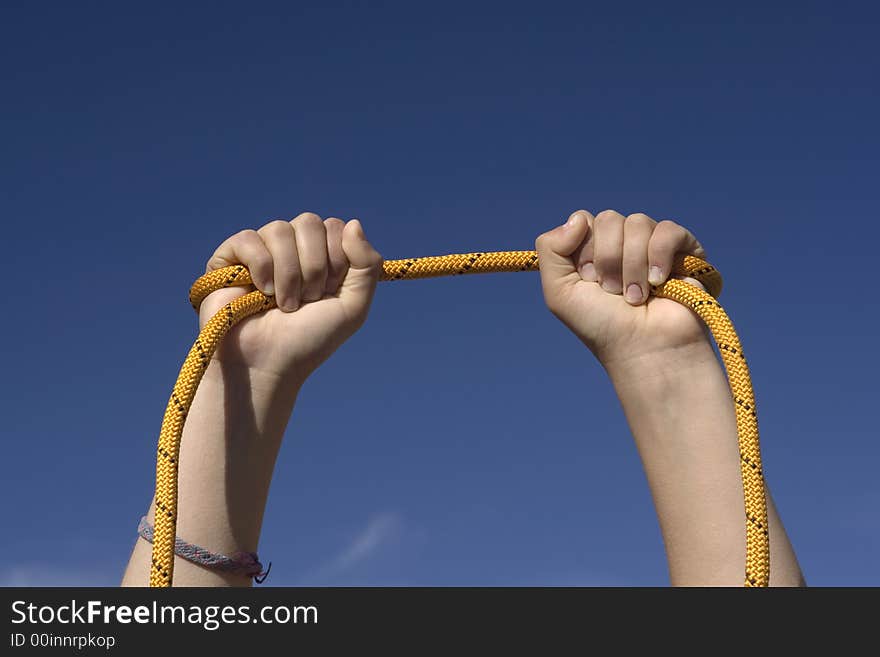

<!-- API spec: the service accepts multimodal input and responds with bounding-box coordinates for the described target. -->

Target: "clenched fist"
[536,209,710,369]
[198,212,383,386]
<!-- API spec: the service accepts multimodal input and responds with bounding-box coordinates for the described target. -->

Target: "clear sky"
[2,1,877,586]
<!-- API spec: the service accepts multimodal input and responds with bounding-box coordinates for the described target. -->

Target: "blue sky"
[1,1,877,586]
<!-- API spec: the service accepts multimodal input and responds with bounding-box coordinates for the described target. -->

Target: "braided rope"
[151,251,768,587]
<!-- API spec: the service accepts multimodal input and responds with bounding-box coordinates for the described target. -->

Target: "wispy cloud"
[330,512,401,573]
[297,512,402,585]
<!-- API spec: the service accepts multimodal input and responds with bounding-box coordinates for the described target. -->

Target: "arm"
[121,363,300,586]
[536,210,805,586]
[123,214,382,586]
[606,343,804,586]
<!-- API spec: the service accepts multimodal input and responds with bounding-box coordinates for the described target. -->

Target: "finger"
[592,209,626,294]
[676,273,707,293]
[206,229,275,296]
[290,212,328,303]
[338,219,383,322]
[647,220,707,286]
[257,220,301,312]
[622,213,656,305]
[323,217,348,295]
[535,210,592,304]
[573,212,597,282]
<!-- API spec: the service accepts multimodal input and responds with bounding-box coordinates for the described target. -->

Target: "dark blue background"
[2,1,877,585]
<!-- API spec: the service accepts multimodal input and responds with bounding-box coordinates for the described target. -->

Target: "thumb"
[339,219,383,321]
[535,210,592,300]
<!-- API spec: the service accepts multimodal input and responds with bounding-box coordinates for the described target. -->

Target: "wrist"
[205,357,305,402]
[601,338,718,391]
[194,359,302,465]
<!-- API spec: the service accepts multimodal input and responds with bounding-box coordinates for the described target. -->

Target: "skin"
[535,210,804,586]
[122,209,805,587]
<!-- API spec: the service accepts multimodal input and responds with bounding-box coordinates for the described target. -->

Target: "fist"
[536,210,710,369]
[199,212,383,385]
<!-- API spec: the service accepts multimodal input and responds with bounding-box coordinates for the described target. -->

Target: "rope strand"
[151,251,768,587]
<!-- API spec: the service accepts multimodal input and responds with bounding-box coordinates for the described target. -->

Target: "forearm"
[122,360,300,586]
[605,341,805,586]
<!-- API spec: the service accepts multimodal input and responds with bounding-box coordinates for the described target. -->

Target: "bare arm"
[536,209,804,586]
[606,344,804,585]
[123,214,382,586]
[122,364,299,586]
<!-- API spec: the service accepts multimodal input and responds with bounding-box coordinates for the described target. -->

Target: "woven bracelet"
[138,516,270,583]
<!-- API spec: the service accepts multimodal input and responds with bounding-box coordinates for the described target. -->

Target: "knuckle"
[650,221,681,249]
[595,209,622,223]
[626,212,654,226]
[235,228,260,242]
[261,219,291,234]
[656,219,680,234]
[292,211,323,226]
[324,217,345,229]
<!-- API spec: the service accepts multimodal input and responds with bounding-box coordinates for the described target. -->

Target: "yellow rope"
[150,251,769,587]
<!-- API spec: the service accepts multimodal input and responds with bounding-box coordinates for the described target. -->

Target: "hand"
[199,213,383,386]
[535,209,709,370]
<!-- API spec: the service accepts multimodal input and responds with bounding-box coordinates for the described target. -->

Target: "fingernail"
[351,219,365,238]
[601,279,622,294]
[263,281,275,296]
[648,266,663,286]
[580,262,598,281]
[565,213,578,227]
[625,283,642,304]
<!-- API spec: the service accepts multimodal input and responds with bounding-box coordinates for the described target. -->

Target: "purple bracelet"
[138,517,271,583]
